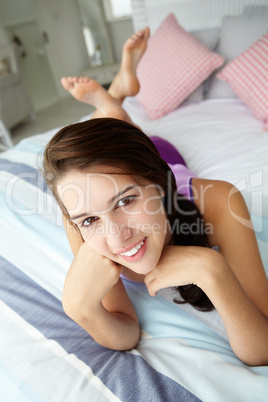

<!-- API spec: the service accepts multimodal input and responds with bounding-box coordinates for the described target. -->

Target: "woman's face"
[57,167,171,275]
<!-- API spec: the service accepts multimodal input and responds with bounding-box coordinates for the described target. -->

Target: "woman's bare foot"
[61,76,101,104]
[61,76,133,122]
[108,27,150,103]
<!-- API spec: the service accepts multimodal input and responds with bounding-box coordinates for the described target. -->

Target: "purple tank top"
[150,136,196,202]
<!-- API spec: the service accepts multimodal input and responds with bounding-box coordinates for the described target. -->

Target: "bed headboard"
[131,0,268,32]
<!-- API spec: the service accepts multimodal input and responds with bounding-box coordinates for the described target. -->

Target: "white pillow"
[206,10,268,99]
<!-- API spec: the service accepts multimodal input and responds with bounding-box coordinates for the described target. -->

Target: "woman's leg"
[61,76,133,122]
[60,27,150,123]
[108,27,150,104]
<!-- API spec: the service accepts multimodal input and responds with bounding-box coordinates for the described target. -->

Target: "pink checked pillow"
[136,13,224,119]
[218,32,268,130]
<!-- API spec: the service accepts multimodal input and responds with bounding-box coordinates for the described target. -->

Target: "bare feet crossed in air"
[108,27,150,102]
[60,27,150,122]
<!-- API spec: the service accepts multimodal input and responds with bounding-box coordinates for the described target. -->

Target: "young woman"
[42,28,268,366]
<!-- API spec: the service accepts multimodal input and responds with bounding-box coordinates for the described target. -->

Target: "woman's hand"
[62,242,123,322]
[144,245,215,297]
[62,242,140,350]
[145,244,268,366]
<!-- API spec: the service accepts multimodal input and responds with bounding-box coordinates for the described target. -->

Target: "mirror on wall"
[74,0,114,67]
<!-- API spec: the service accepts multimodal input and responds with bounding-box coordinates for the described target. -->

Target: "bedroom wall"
[0,0,59,111]
[131,0,268,31]
[0,0,134,110]
[32,0,90,98]
[28,1,134,96]
[107,18,134,62]
[0,0,91,106]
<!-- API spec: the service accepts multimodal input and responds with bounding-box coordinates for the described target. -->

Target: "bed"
[1,1,268,401]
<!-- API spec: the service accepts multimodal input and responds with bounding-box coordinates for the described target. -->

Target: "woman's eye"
[116,196,135,208]
[81,216,98,227]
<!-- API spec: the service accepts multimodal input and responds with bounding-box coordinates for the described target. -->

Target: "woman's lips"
[117,238,147,263]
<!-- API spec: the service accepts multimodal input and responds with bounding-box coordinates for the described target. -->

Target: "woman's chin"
[124,261,155,276]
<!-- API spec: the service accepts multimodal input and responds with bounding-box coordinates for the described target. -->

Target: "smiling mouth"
[119,239,144,257]
[117,237,147,263]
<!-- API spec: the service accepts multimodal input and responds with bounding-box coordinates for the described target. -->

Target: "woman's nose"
[105,217,131,247]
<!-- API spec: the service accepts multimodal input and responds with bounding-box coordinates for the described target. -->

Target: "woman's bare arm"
[62,216,140,350]
[145,244,268,365]
[192,178,268,365]
[192,178,268,318]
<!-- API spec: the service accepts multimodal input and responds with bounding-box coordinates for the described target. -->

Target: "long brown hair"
[42,117,214,311]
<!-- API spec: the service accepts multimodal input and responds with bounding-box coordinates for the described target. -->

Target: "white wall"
[32,0,90,97]
[107,18,134,62]
[131,0,268,32]
[0,0,35,25]
[1,0,134,107]
[0,0,60,111]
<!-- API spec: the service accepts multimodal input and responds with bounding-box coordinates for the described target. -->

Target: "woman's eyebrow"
[109,185,138,203]
[69,185,138,221]
[69,212,89,221]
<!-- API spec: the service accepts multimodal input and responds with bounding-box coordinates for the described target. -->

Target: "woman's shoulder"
[191,178,251,248]
[191,178,236,211]
[191,177,243,224]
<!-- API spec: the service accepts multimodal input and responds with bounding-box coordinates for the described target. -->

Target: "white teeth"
[120,240,144,257]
